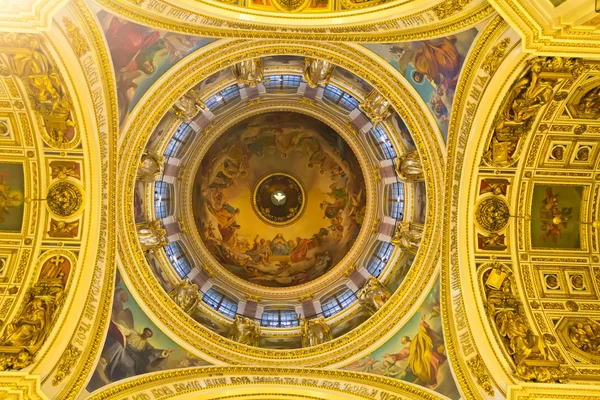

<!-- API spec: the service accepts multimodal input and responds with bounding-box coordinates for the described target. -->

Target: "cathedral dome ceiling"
[2,1,600,400]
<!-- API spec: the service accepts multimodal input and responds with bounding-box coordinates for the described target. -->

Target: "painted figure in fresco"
[383,315,447,386]
[194,113,365,287]
[539,187,573,244]
[412,37,461,94]
[99,323,174,384]
[101,13,184,123]
[270,234,291,256]
[245,235,272,265]
[0,174,23,225]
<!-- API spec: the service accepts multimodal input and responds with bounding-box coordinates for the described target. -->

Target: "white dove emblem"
[273,192,286,203]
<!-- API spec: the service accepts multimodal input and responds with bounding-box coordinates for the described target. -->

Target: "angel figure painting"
[531,184,583,249]
[193,112,366,287]
[0,163,24,232]
[96,10,214,124]
[343,281,460,399]
[364,28,479,141]
[86,272,209,393]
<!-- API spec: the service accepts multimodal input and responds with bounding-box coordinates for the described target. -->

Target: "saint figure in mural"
[383,314,446,386]
[98,323,173,384]
[412,37,461,92]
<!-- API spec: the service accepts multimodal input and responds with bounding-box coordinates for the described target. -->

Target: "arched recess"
[116,39,444,366]
[443,10,600,400]
[86,366,446,400]
[0,1,118,399]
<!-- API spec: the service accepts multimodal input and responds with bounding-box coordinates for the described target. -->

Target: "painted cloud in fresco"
[364,28,479,142]
[342,280,461,400]
[86,271,209,393]
[96,9,214,125]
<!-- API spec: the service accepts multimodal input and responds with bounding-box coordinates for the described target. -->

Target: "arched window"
[204,84,241,112]
[368,125,397,160]
[202,288,238,318]
[323,84,359,111]
[154,181,172,219]
[164,122,193,158]
[164,241,192,278]
[387,182,405,220]
[366,241,394,277]
[260,309,299,328]
[321,288,358,318]
[264,75,301,92]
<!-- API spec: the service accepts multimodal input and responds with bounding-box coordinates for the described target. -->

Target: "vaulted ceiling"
[0,1,599,399]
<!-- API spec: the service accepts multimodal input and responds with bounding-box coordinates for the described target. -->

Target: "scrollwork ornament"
[466,354,494,396]
[52,343,82,385]
[62,17,90,57]
[271,0,312,12]
[482,38,510,76]
[46,181,84,218]
[432,0,471,19]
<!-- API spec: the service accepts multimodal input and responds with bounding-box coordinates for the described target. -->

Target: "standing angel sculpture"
[396,152,424,181]
[358,277,391,315]
[299,317,332,347]
[229,315,261,346]
[137,150,165,183]
[391,222,423,252]
[136,220,168,252]
[168,280,200,314]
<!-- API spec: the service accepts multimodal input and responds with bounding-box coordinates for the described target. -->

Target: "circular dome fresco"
[192,111,367,287]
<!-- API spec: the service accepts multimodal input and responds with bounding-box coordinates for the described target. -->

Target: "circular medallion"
[253,172,305,227]
[475,197,510,232]
[46,181,84,217]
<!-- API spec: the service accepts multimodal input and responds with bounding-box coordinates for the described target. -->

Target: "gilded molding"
[116,40,443,366]
[93,0,493,41]
[86,366,444,400]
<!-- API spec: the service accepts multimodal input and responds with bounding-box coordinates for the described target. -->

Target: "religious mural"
[193,112,366,287]
[386,253,415,294]
[334,67,373,94]
[391,114,417,153]
[413,181,427,225]
[0,163,24,232]
[95,9,214,124]
[364,28,479,141]
[531,184,583,249]
[86,272,209,393]
[343,281,460,400]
